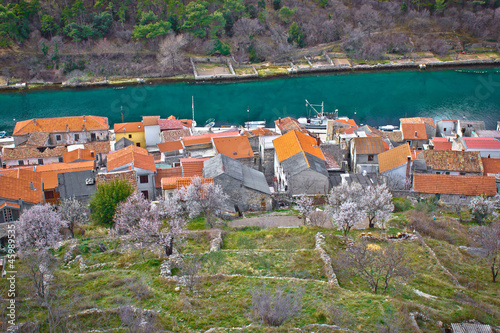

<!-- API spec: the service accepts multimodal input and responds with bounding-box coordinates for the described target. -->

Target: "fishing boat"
[205,118,216,128]
[244,120,266,129]
[297,100,338,129]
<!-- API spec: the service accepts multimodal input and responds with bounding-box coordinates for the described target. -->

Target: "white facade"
[436,120,457,137]
[145,124,161,147]
[4,156,61,167]
[382,164,410,190]
[465,148,500,158]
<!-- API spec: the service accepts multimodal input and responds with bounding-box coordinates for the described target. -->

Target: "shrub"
[251,284,303,326]
[392,197,412,212]
[89,179,134,226]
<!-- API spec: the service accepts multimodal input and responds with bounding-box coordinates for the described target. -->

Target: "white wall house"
[143,116,161,148]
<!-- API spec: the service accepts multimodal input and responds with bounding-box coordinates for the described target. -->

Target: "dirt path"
[229,215,307,228]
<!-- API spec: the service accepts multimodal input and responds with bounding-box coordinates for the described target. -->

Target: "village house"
[401,123,428,149]
[241,127,278,153]
[273,130,329,195]
[114,137,135,151]
[157,140,184,163]
[204,154,272,212]
[428,137,452,150]
[274,117,313,136]
[400,117,436,139]
[2,145,68,167]
[378,143,412,190]
[179,158,207,177]
[258,135,280,185]
[481,157,500,192]
[142,116,161,149]
[155,166,183,197]
[56,169,97,204]
[0,168,43,223]
[452,137,500,158]
[330,172,383,188]
[63,148,96,163]
[12,116,109,147]
[458,120,485,137]
[212,136,259,170]
[350,136,386,173]
[181,130,239,158]
[161,177,213,198]
[436,119,458,137]
[417,150,484,176]
[113,122,145,148]
[105,145,156,200]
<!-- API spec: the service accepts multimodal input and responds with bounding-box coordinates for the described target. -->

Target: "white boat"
[0,131,6,138]
[244,120,266,129]
[298,100,338,129]
[378,125,398,132]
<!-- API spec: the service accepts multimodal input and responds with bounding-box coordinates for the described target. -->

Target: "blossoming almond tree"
[362,184,394,229]
[327,183,367,237]
[58,197,89,238]
[296,195,314,225]
[114,191,153,235]
[469,195,497,224]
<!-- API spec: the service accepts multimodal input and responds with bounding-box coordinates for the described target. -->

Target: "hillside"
[0,0,499,83]
[3,201,499,332]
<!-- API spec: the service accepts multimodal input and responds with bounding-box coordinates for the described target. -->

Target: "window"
[38,159,44,165]
[368,155,374,161]
[445,171,450,175]
[443,128,447,132]
[141,190,149,200]
[74,134,79,141]
[140,175,149,184]
[91,133,96,141]
[136,142,141,147]
[128,134,132,139]
[18,160,24,166]
[58,157,64,163]
[45,191,55,199]
[436,172,441,174]
[56,134,61,141]
[3,208,13,222]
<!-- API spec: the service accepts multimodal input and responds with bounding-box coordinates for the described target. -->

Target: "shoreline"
[1,57,499,94]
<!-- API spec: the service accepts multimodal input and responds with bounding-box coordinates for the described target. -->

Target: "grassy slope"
[3,207,500,332]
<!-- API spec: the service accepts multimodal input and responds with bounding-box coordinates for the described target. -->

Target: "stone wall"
[96,170,137,188]
[390,190,474,204]
[260,148,275,185]
[214,173,272,212]
[238,156,261,171]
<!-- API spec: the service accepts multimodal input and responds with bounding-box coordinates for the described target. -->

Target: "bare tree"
[19,250,57,301]
[251,284,303,326]
[447,196,466,222]
[58,197,89,238]
[337,241,410,293]
[180,256,202,292]
[159,34,188,72]
[474,222,500,282]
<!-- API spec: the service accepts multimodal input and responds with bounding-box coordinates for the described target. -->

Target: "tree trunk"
[69,223,74,238]
[165,236,174,256]
[368,217,375,229]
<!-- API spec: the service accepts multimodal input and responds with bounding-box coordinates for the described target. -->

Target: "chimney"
[414,131,417,138]
[429,143,434,150]
[33,119,37,126]
[30,182,35,191]
[66,124,69,132]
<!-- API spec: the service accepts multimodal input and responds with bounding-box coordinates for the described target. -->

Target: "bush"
[251,284,303,326]
[89,179,134,226]
[408,210,470,245]
[392,197,412,212]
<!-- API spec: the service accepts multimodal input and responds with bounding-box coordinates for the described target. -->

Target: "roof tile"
[378,143,411,173]
[401,123,427,140]
[421,150,483,173]
[158,140,183,153]
[180,158,209,177]
[13,116,108,135]
[273,130,325,163]
[114,122,144,133]
[462,137,500,150]
[107,145,155,172]
[400,117,436,127]
[212,136,254,159]
[352,136,386,155]
[142,116,160,126]
[413,173,496,196]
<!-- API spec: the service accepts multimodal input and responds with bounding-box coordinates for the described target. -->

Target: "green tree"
[89,179,134,226]
[273,0,282,10]
[0,5,17,47]
[211,39,231,55]
[209,10,226,38]
[278,6,295,24]
[64,22,94,41]
[287,22,305,47]
[0,4,32,47]
[434,0,446,13]
[92,11,113,38]
[183,1,211,38]
[132,10,171,40]
[41,15,60,38]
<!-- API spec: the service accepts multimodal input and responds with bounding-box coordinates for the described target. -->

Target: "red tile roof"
[413,173,496,196]
[212,136,254,159]
[63,148,94,163]
[421,150,483,173]
[107,145,155,172]
[430,137,452,150]
[157,141,183,153]
[2,146,68,160]
[161,129,191,142]
[182,130,239,146]
[462,137,500,150]
[114,122,144,133]
[352,136,386,155]
[241,128,278,137]
[335,118,358,127]
[273,130,325,163]
[0,170,42,204]
[161,176,213,190]
[142,116,160,126]
[400,117,436,128]
[401,123,427,140]
[180,158,208,177]
[378,143,411,173]
[155,167,183,188]
[13,116,109,135]
[481,158,500,176]
[84,141,110,154]
[159,119,183,130]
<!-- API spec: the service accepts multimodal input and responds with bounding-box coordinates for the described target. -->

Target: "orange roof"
[157,140,183,153]
[273,130,325,163]
[335,118,358,127]
[400,117,436,128]
[0,202,21,209]
[182,131,239,146]
[180,119,193,128]
[142,116,160,126]
[242,128,277,137]
[13,116,108,135]
[107,145,155,172]
[35,160,95,189]
[0,168,40,182]
[482,158,500,176]
[0,172,42,204]
[429,137,452,150]
[413,173,496,196]
[401,123,427,140]
[212,136,254,159]
[378,144,411,173]
[155,167,183,187]
[161,176,213,190]
[352,137,386,155]
[180,158,208,177]
[84,141,111,155]
[63,148,94,163]
[274,117,310,135]
[113,122,144,133]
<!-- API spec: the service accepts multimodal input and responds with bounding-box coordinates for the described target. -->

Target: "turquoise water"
[1,68,500,133]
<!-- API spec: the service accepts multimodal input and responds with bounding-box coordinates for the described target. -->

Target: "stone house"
[212,136,259,170]
[106,145,156,200]
[12,116,109,147]
[259,135,280,185]
[56,169,97,204]
[273,130,329,195]
[2,146,67,167]
[378,143,412,190]
[181,130,239,158]
[143,116,161,149]
[401,123,428,149]
[114,122,145,148]
[458,120,485,137]
[417,150,484,176]
[413,173,497,200]
[204,154,273,212]
[452,137,500,158]
[400,117,436,139]
[350,136,386,173]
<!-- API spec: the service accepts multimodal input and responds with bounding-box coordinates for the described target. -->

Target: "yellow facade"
[114,122,146,148]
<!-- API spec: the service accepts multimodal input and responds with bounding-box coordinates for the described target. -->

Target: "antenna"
[192,96,195,122]
[305,99,323,116]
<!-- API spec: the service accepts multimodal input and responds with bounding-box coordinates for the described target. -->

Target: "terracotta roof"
[335,118,358,127]
[241,128,278,137]
[161,176,213,190]
[161,129,191,142]
[400,117,436,128]
[180,158,209,177]
[2,146,68,160]
[352,137,386,155]
[182,130,239,146]
[0,168,41,182]
[180,119,193,128]
[0,202,21,209]
[212,136,254,159]
[158,140,183,153]
[422,150,483,173]
[413,173,496,196]
[63,148,94,163]
[159,119,183,130]
[107,145,155,172]
[429,137,452,150]
[25,131,50,146]
[274,117,310,135]
[84,141,110,154]
[0,174,42,203]
[155,167,183,188]
[142,116,160,126]
[381,131,403,142]
[401,123,427,140]
[322,151,340,170]
[273,130,325,163]
[462,137,500,150]
[13,116,109,136]
[481,158,500,176]
[378,143,411,173]
[114,122,144,133]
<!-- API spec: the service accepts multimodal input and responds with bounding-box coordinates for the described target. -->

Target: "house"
[96,170,137,188]
[12,116,109,147]
[350,136,386,173]
[2,146,67,167]
[181,130,239,158]
[458,120,485,137]
[241,128,278,153]
[274,117,312,136]
[320,144,344,173]
[204,154,273,212]
[106,145,156,199]
[114,137,135,151]
[429,137,452,150]
[212,136,259,170]
[0,169,43,223]
[400,117,436,139]
[161,128,191,143]
[452,137,500,158]
[378,143,412,190]
[143,116,161,148]
[155,166,183,196]
[273,130,329,195]
[401,123,428,149]
[63,148,95,163]
[158,141,184,163]
[418,150,483,176]
[180,158,208,177]
[413,173,497,199]
[258,135,280,185]
[114,122,145,148]
[436,119,458,137]
[56,169,97,203]
[161,176,213,198]
[473,130,500,139]
[159,117,184,132]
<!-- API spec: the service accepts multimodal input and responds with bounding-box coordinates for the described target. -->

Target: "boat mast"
[305,99,323,117]
[192,96,195,122]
